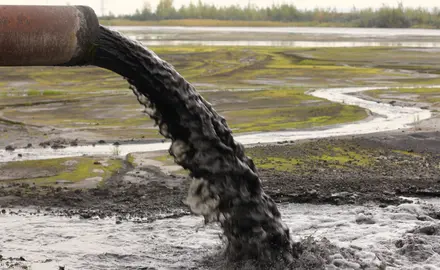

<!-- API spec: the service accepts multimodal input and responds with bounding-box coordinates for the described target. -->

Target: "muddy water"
[110,26,440,36]
[0,85,433,162]
[133,40,440,48]
[110,26,440,48]
[2,198,440,269]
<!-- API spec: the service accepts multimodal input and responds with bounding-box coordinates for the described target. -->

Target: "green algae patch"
[235,88,316,103]
[153,154,175,165]
[392,150,422,157]
[252,157,303,172]
[316,147,374,167]
[225,104,367,133]
[1,157,123,186]
[126,153,136,166]
[247,141,376,172]
[365,87,440,106]
[26,89,63,96]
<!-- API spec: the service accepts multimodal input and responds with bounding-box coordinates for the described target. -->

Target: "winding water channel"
[0,85,433,163]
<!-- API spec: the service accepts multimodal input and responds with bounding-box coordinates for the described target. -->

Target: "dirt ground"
[1,129,440,221]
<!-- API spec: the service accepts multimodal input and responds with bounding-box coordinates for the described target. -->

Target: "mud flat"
[1,130,440,211]
[2,131,440,269]
[2,45,440,149]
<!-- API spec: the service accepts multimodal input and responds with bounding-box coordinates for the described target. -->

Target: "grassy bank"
[100,19,353,27]
[99,19,439,29]
[0,157,123,186]
[365,87,440,107]
[246,140,419,172]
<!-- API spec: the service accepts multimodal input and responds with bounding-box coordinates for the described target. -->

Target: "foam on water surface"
[1,199,440,269]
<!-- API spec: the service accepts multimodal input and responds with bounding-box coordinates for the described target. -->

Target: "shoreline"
[99,19,440,30]
[2,129,440,216]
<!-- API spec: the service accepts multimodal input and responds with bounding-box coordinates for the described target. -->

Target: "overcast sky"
[0,0,438,16]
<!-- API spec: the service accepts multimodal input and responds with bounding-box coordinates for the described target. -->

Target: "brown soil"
[259,131,440,205]
[1,130,440,218]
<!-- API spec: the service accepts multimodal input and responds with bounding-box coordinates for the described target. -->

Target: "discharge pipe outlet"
[0,5,99,66]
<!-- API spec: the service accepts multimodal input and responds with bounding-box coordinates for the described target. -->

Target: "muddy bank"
[0,170,190,220]
[258,131,440,205]
[1,131,440,217]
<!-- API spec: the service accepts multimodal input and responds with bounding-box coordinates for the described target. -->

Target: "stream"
[0,85,433,163]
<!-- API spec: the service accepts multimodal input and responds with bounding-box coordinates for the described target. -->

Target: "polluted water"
[2,25,440,270]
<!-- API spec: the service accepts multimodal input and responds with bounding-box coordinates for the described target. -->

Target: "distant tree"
[111,0,440,29]
[156,0,176,20]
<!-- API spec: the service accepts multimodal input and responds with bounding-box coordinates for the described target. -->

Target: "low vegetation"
[1,157,123,186]
[101,1,440,29]
[247,141,387,172]
[2,46,438,141]
[2,46,397,139]
[365,87,440,106]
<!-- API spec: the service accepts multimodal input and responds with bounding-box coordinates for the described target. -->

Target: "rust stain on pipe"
[0,5,99,66]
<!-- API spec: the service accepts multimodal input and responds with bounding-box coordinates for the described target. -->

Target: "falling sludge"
[91,25,300,268]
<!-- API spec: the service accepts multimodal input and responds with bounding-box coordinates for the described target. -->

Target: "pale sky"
[0,0,438,16]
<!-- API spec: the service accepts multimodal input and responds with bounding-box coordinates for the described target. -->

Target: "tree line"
[101,0,440,28]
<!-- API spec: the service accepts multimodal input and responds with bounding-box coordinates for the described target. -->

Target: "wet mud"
[2,132,440,214]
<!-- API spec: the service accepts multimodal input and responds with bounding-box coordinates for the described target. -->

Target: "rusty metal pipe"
[0,5,99,66]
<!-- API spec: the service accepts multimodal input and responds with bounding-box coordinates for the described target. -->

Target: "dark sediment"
[91,25,296,267]
[3,133,440,212]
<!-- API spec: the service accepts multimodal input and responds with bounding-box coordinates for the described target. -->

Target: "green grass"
[252,157,303,172]
[247,143,375,172]
[27,89,63,96]
[317,147,373,167]
[225,104,367,133]
[126,153,136,166]
[153,154,174,164]
[2,157,123,186]
[392,150,422,157]
[365,87,440,105]
[235,88,315,102]
[99,19,353,28]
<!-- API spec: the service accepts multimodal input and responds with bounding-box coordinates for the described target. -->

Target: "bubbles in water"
[185,177,220,220]
[3,200,440,269]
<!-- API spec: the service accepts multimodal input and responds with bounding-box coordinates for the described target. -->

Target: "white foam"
[1,199,440,269]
